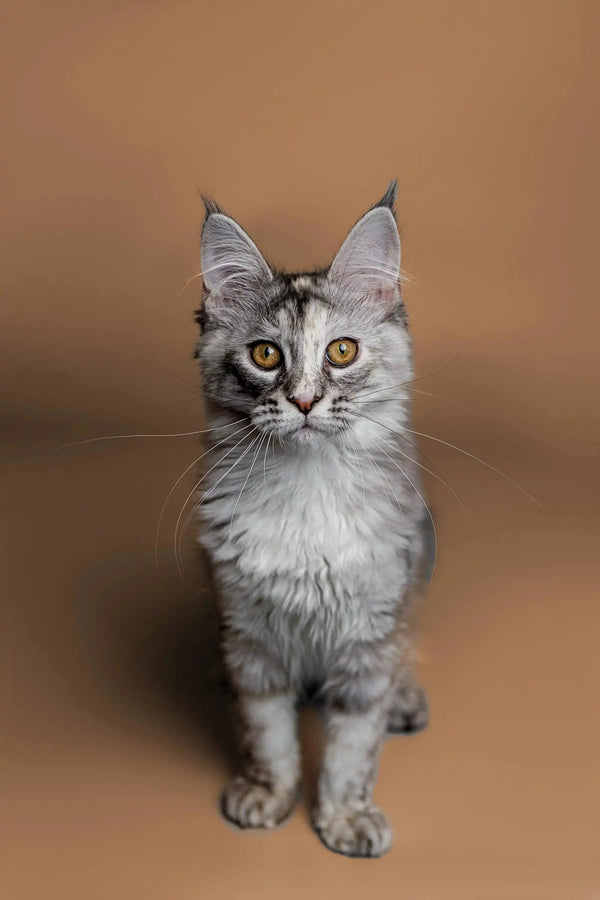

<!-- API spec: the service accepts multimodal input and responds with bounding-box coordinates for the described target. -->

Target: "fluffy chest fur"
[198,436,422,657]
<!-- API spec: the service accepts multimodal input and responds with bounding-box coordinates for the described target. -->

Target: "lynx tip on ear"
[201,194,224,222]
[373,181,398,215]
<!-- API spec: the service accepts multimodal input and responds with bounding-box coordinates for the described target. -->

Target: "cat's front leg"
[221,690,301,830]
[314,685,393,858]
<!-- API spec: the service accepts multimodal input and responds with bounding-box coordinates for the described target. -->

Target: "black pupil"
[264,346,273,358]
[338,343,347,355]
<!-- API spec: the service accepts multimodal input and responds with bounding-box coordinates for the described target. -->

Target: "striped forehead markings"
[265,276,326,322]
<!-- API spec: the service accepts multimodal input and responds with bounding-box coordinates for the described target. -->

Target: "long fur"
[194,183,430,857]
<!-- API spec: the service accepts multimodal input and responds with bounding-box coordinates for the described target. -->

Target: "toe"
[314,805,392,858]
[221,777,297,830]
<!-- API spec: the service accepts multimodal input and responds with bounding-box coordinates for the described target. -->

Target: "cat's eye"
[326,338,358,367]
[250,341,282,370]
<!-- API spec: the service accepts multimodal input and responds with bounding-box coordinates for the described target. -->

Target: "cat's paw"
[220,776,298,830]
[387,681,429,734]
[313,804,392,858]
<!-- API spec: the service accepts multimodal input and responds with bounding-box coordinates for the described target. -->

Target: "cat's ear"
[328,181,401,302]
[200,198,272,315]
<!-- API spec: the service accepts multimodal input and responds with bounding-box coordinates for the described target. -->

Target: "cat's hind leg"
[387,673,429,735]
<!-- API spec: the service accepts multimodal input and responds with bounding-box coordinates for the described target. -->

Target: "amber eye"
[326,338,358,367]
[250,341,282,370]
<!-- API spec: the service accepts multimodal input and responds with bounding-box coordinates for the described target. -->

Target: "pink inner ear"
[377,284,400,304]
[202,288,228,316]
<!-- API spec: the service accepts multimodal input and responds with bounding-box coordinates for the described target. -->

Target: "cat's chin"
[280,421,331,448]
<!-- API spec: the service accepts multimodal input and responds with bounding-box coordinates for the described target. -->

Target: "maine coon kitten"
[194,183,431,858]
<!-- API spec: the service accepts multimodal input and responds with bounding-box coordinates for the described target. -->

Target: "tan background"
[2,1,599,898]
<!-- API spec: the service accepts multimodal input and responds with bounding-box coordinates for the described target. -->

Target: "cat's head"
[195,183,413,450]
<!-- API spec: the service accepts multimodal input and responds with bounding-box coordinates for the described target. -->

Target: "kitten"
[193,182,431,858]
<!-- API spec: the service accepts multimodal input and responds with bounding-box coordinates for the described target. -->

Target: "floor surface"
[3,2,599,897]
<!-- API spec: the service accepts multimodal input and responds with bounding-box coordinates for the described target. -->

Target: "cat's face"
[196,184,413,450]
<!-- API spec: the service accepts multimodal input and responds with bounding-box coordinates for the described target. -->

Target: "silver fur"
[194,183,431,857]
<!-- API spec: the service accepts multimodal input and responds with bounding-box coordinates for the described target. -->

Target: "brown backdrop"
[3,2,599,898]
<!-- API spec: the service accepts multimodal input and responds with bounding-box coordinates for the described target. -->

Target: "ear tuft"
[372,180,398,217]
[201,194,224,221]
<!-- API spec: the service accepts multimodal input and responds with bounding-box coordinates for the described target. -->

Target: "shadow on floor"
[74,547,239,773]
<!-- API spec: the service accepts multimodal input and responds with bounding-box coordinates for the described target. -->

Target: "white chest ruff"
[198,448,413,614]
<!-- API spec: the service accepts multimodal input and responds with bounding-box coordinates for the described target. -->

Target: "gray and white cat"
[193,183,432,858]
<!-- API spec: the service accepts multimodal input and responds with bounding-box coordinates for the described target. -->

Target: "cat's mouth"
[287,417,338,442]
[298,416,330,433]
[253,408,346,442]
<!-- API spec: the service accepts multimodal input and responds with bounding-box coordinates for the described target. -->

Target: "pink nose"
[289,394,321,414]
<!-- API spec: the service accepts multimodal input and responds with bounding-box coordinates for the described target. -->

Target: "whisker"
[175,271,203,298]
[346,437,368,517]
[342,265,410,284]
[167,382,203,399]
[354,433,404,516]
[176,430,260,580]
[371,437,438,582]
[53,417,248,452]
[347,410,541,506]
[175,430,260,579]
[153,420,255,571]
[174,260,250,299]
[228,432,267,539]
[405,426,542,506]
[263,433,272,487]
[151,361,201,392]
[172,428,257,579]
[352,335,470,402]
[370,418,450,485]
[377,434,475,537]
[354,386,462,406]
